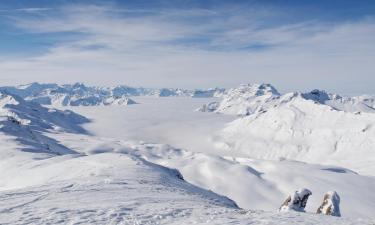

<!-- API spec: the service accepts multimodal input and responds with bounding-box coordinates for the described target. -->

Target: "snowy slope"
[0,91,89,155]
[217,92,375,175]
[356,95,375,108]
[1,151,367,225]
[0,151,238,224]
[2,122,373,224]
[49,136,375,219]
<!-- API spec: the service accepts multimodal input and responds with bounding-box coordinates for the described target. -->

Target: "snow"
[55,97,375,219]
[218,92,375,175]
[317,191,341,217]
[196,83,375,174]
[0,83,138,106]
[1,139,371,224]
[0,82,225,107]
[119,142,375,219]
[302,89,375,113]
[199,83,281,115]
[200,83,375,115]
[192,88,225,98]
[0,153,238,224]
[0,91,89,155]
[0,84,374,224]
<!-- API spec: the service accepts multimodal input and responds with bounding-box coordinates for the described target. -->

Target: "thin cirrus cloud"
[15,7,52,12]
[0,3,374,95]
[0,7,51,13]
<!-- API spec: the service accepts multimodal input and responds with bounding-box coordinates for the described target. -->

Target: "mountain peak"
[235,83,280,97]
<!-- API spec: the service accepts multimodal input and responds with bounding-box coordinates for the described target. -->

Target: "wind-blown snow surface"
[0,88,375,224]
[2,151,366,225]
[0,152,241,224]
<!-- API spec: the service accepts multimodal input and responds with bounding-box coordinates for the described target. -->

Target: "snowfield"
[2,152,368,225]
[0,84,374,224]
[43,131,375,220]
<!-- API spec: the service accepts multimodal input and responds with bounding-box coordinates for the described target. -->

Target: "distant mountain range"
[0,83,225,106]
[199,83,375,115]
[197,83,375,175]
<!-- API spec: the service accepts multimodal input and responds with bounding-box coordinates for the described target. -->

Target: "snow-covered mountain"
[212,89,375,175]
[191,88,225,98]
[0,83,137,107]
[0,83,225,107]
[58,97,375,220]
[199,83,281,115]
[302,89,375,113]
[0,91,89,155]
[199,83,375,115]
[197,83,375,174]
[355,95,375,108]
[1,83,375,224]
[0,94,365,224]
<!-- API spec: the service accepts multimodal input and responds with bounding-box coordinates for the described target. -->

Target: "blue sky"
[0,0,374,94]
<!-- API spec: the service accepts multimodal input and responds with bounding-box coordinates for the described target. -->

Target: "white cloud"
[0,4,374,95]
[15,8,52,12]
